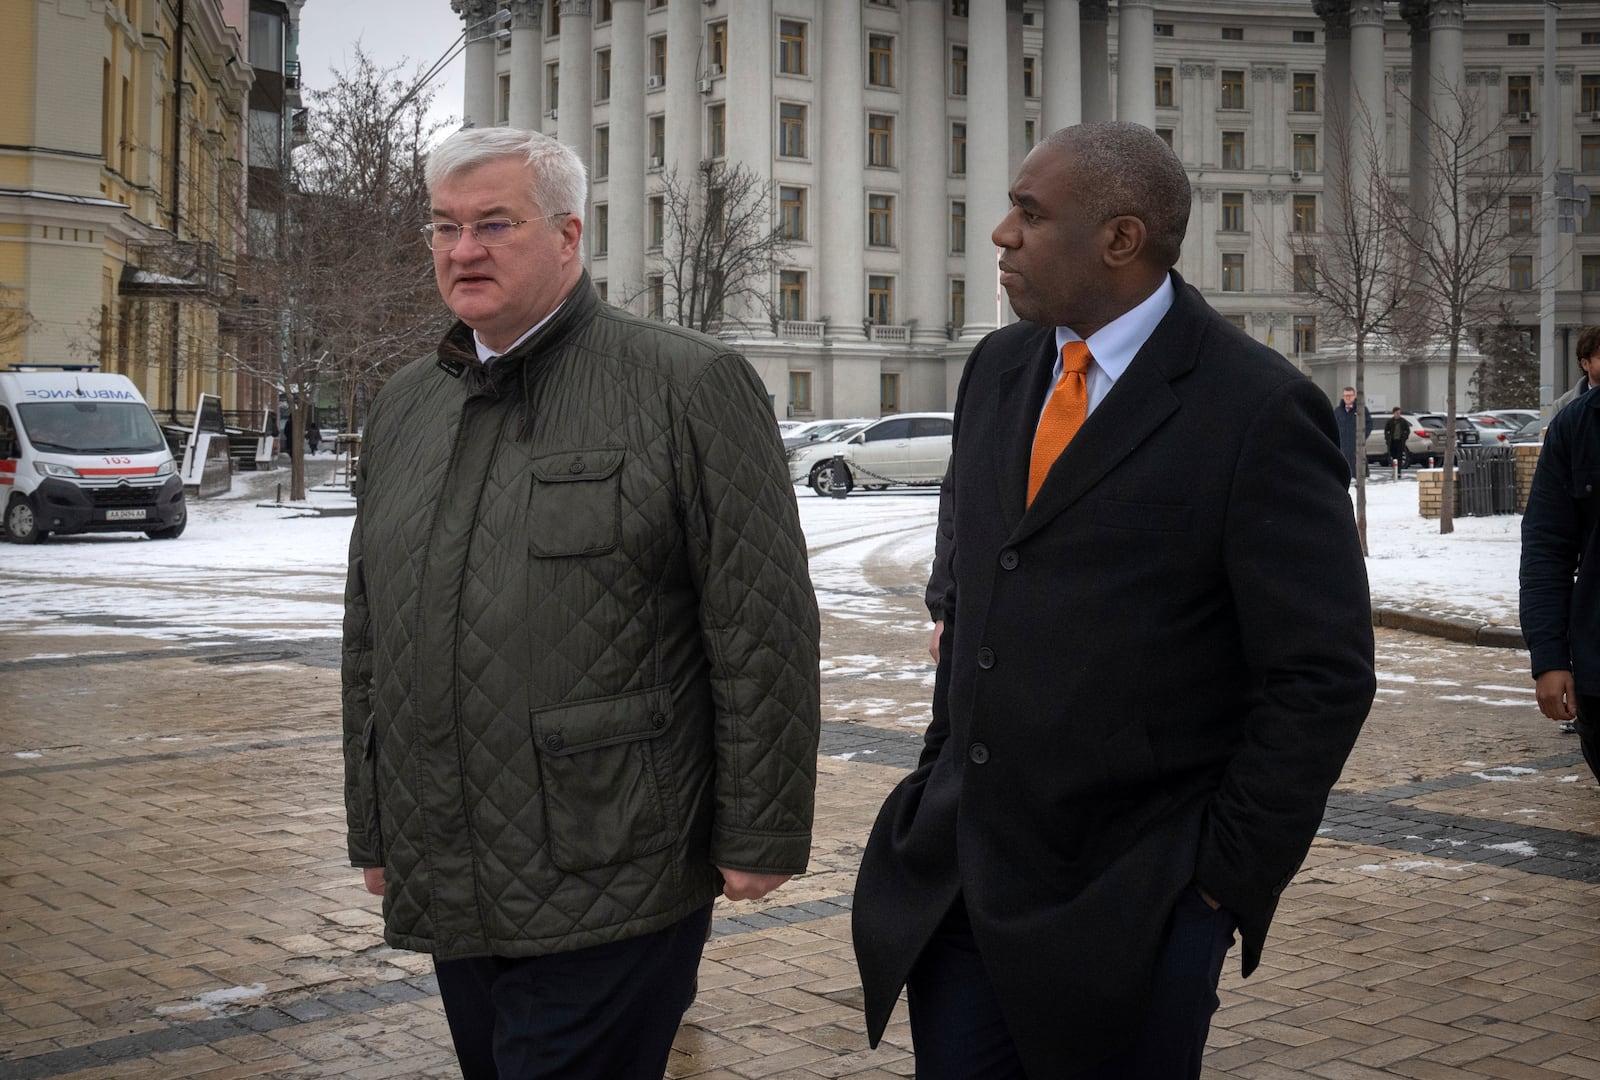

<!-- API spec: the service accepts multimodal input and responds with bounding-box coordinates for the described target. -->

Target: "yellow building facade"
[1,0,251,420]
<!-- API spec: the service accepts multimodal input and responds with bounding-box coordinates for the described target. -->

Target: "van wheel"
[809,461,853,497]
[145,518,186,540]
[5,496,45,544]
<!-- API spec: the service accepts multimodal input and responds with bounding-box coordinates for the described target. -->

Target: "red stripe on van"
[78,466,162,477]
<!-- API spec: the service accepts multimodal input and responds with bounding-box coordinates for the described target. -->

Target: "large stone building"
[452,0,1599,418]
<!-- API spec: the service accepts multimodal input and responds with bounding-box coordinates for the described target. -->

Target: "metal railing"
[1455,445,1516,516]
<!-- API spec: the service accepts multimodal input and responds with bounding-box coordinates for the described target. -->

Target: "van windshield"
[18,402,168,454]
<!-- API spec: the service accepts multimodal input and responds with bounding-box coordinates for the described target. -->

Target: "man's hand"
[1535,670,1578,722]
[928,620,944,663]
[362,866,385,896]
[717,868,791,901]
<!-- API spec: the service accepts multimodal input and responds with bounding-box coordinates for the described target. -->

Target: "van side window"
[0,407,15,454]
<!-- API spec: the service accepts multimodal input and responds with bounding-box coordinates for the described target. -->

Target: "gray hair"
[426,127,588,225]
[1043,122,1190,268]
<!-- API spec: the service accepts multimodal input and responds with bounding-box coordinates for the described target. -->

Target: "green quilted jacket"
[341,278,821,959]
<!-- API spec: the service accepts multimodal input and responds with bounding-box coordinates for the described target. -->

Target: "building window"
[950,278,965,328]
[648,195,664,248]
[709,20,727,72]
[596,0,613,23]
[1293,132,1317,172]
[1507,74,1532,114]
[648,0,666,8]
[1154,23,1173,37]
[1221,70,1245,109]
[779,19,807,75]
[1508,194,1533,234]
[1586,198,1600,234]
[951,122,967,174]
[1293,72,1317,112]
[647,275,663,319]
[594,126,610,178]
[1155,66,1174,107]
[1156,127,1173,148]
[649,115,666,166]
[1222,26,1243,40]
[780,186,806,240]
[1508,134,1533,173]
[1581,74,1600,113]
[868,34,894,87]
[548,4,560,35]
[547,63,560,110]
[779,103,807,157]
[868,113,894,167]
[952,0,968,14]
[781,274,807,324]
[708,104,726,158]
[650,35,667,84]
[1221,130,1245,169]
[596,49,612,100]
[1509,255,1533,291]
[1293,314,1316,355]
[868,193,895,247]
[1293,29,1316,44]
[498,73,511,123]
[1293,194,1316,233]
[1221,253,1244,291]
[880,372,901,413]
[592,203,609,256]
[1023,56,1037,98]
[868,275,894,324]
[595,279,608,301]
[1582,134,1600,172]
[951,45,968,96]
[789,368,812,410]
[1024,119,1037,151]
[1221,192,1244,232]
[950,200,966,254]
[1585,31,1600,46]
[1583,254,1600,291]
[1507,32,1530,46]
[1294,253,1316,292]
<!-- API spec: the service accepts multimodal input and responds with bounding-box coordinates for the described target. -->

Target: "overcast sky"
[295,1,469,139]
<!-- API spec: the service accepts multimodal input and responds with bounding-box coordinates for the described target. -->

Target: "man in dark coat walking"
[1335,385,1372,484]
[853,122,1375,1079]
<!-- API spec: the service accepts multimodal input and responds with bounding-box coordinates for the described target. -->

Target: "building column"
[1315,0,1351,212]
[963,0,1010,337]
[608,0,647,310]
[1079,0,1111,123]
[818,1,865,332]
[724,0,771,169]
[556,1,593,165]
[1041,0,1082,134]
[1007,1,1026,178]
[1115,0,1155,129]
[1428,0,1466,142]
[455,0,500,129]
[905,0,947,343]
[665,0,701,182]
[1401,1,1430,217]
[506,0,543,130]
[1348,0,1387,192]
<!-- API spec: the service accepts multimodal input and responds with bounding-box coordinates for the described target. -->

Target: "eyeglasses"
[421,214,569,250]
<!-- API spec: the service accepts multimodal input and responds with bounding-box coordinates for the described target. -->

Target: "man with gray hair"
[341,127,820,1078]
[854,122,1375,1077]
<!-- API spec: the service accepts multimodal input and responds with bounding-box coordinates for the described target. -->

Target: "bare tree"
[1281,98,1407,555]
[234,48,451,499]
[652,162,792,333]
[1380,82,1531,534]
[0,291,39,360]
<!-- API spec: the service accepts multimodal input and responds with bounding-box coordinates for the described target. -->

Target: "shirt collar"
[474,298,567,365]
[1053,273,1175,383]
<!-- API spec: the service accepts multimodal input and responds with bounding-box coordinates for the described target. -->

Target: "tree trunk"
[1439,332,1459,534]
[1353,335,1369,556]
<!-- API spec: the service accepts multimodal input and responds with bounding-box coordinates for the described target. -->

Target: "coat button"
[969,742,990,764]
[569,459,585,474]
[544,733,564,752]
[651,712,667,729]
[999,550,1019,570]
[977,647,995,669]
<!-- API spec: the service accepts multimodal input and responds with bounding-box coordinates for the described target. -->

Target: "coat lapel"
[1007,275,1207,547]
[988,327,1059,537]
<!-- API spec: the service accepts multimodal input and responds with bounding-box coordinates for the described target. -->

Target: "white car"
[781,417,873,452]
[788,412,953,496]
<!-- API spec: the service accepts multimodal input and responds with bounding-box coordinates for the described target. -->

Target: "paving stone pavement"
[2,546,1598,1078]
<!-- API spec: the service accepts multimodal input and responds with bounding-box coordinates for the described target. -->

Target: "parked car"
[1478,409,1539,429]
[787,412,953,496]
[784,423,872,486]
[776,420,807,436]
[1365,413,1432,467]
[1465,413,1523,444]
[1411,413,1481,462]
[780,417,873,452]
[1507,415,1545,444]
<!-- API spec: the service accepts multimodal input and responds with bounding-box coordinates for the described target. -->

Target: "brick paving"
[2,535,1598,1078]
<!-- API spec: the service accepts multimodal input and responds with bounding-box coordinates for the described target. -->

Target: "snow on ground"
[0,468,1521,652]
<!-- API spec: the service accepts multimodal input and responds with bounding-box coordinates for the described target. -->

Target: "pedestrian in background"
[1520,345,1600,773]
[1384,406,1411,472]
[342,127,820,1079]
[1549,326,1599,416]
[304,414,321,455]
[1335,386,1371,485]
[853,122,1375,1080]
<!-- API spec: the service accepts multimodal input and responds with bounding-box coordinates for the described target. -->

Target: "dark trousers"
[905,888,1235,1080]
[433,904,712,1080]
[1578,695,1600,785]
[1387,440,1408,469]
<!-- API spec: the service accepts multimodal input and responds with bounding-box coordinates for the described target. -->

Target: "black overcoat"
[854,274,1376,1073]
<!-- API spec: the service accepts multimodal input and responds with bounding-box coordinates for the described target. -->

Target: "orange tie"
[1027,341,1093,506]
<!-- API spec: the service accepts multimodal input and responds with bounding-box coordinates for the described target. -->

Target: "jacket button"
[569,460,585,474]
[544,733,564,752]
[651,712,667,729]
[977,647,995,669]
[969,742,990,764]
[999,549,1019,570]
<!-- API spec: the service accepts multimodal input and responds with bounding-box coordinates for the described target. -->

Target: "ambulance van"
[0,367,187,543]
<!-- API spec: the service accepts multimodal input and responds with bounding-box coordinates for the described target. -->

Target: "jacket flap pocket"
[530,448,625,483]
[532,685,672,757]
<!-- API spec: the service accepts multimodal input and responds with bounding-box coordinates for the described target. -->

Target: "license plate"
[104,508,148,521]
